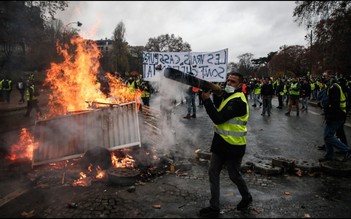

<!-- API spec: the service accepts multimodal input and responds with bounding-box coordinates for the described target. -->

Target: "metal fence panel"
[32,101,141,167]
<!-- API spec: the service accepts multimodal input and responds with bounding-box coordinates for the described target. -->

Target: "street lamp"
[305,29,313,77]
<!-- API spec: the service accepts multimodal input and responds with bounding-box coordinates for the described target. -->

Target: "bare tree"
[111,21,129,76]
[145,34,191,52]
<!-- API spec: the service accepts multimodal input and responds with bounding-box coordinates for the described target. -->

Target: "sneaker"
[285,112,290,116]
[183,114,191,119]
[199,206,220,217]
[191,114,196,118]
[276,106,282,109]
[342,151,351,162]
[237,195,253,211]
[317,145,326,150]
[259,103,263,107]
[252,104,257,107]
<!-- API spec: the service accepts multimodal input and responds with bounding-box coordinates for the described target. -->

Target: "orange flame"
[111,152,135,168]
[44,35,141,118]
[95,165,106,179]
[6,128,38,161]
[72,171,91,187]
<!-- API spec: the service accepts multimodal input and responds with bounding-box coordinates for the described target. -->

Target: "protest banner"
[142,49,228,82]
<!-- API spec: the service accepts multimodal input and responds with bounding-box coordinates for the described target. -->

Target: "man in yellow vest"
[24,80,42,118]
[285,77,300,116]
[319,71,351,162]
[1,75,12,103]
[199,72,252,217]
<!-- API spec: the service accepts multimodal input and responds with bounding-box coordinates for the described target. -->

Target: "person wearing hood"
[199,72,252,217]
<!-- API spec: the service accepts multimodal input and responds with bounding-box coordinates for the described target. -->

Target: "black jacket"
[261,83,274,96]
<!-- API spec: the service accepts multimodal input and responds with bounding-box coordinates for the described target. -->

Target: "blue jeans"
[185,94,196,115]
[324,119,351,160]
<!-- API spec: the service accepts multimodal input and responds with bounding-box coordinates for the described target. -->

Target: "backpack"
[18,81,23,89]
[317,88,328,109]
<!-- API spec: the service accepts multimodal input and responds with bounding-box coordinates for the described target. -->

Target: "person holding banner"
[199,72,252,217]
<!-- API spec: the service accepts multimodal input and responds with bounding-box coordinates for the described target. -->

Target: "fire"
[44,35,142,118]
[95,165,106,179]
[6,128,38,161]
[72,171,91,187]
[72,163,107,187]
[87,163,106,179]
[111,152,135,168]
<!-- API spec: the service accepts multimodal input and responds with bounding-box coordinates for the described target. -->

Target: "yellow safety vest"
[25,85,38,101]
[214,92,249,145]
[127,81,135,92]
[289,82,300,96]
[329,83,347,113]
[310,82,315,90]
[254,83,261,94]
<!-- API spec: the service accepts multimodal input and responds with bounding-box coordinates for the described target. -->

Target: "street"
[0,93,351,218]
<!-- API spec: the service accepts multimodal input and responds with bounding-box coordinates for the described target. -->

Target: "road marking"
[305,110,321,116]
[306,110,351,128]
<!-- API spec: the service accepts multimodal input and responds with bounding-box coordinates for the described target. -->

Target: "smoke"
[146,70,203,158]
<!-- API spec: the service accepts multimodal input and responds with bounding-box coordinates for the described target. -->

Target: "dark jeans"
[324,119,351,160]
[262,95,272,115]
[278,94,283,107]
[25,100,42,117]
[2,90,11,103]
[208,152,250,209]
[19,90,25,103]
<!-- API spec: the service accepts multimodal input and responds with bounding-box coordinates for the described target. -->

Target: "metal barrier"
[32,101,141,167]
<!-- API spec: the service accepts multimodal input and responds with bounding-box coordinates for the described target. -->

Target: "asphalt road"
[1,94,351,218]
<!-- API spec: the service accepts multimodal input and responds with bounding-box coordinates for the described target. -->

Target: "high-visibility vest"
[2,79,12,91]
[329,83,347,113]
[127,81,135,92]
[254,83,261,94]
[289,82,300,96]
[310,82,315,91]
[214,92,249,145]
[25,85,38,101]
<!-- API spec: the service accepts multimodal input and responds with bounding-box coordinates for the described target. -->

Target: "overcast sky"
[56,1,308,63]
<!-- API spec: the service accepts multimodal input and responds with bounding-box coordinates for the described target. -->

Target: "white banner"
[142,49,228,82]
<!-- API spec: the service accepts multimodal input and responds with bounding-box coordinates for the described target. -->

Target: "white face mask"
[224,84,235,93]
